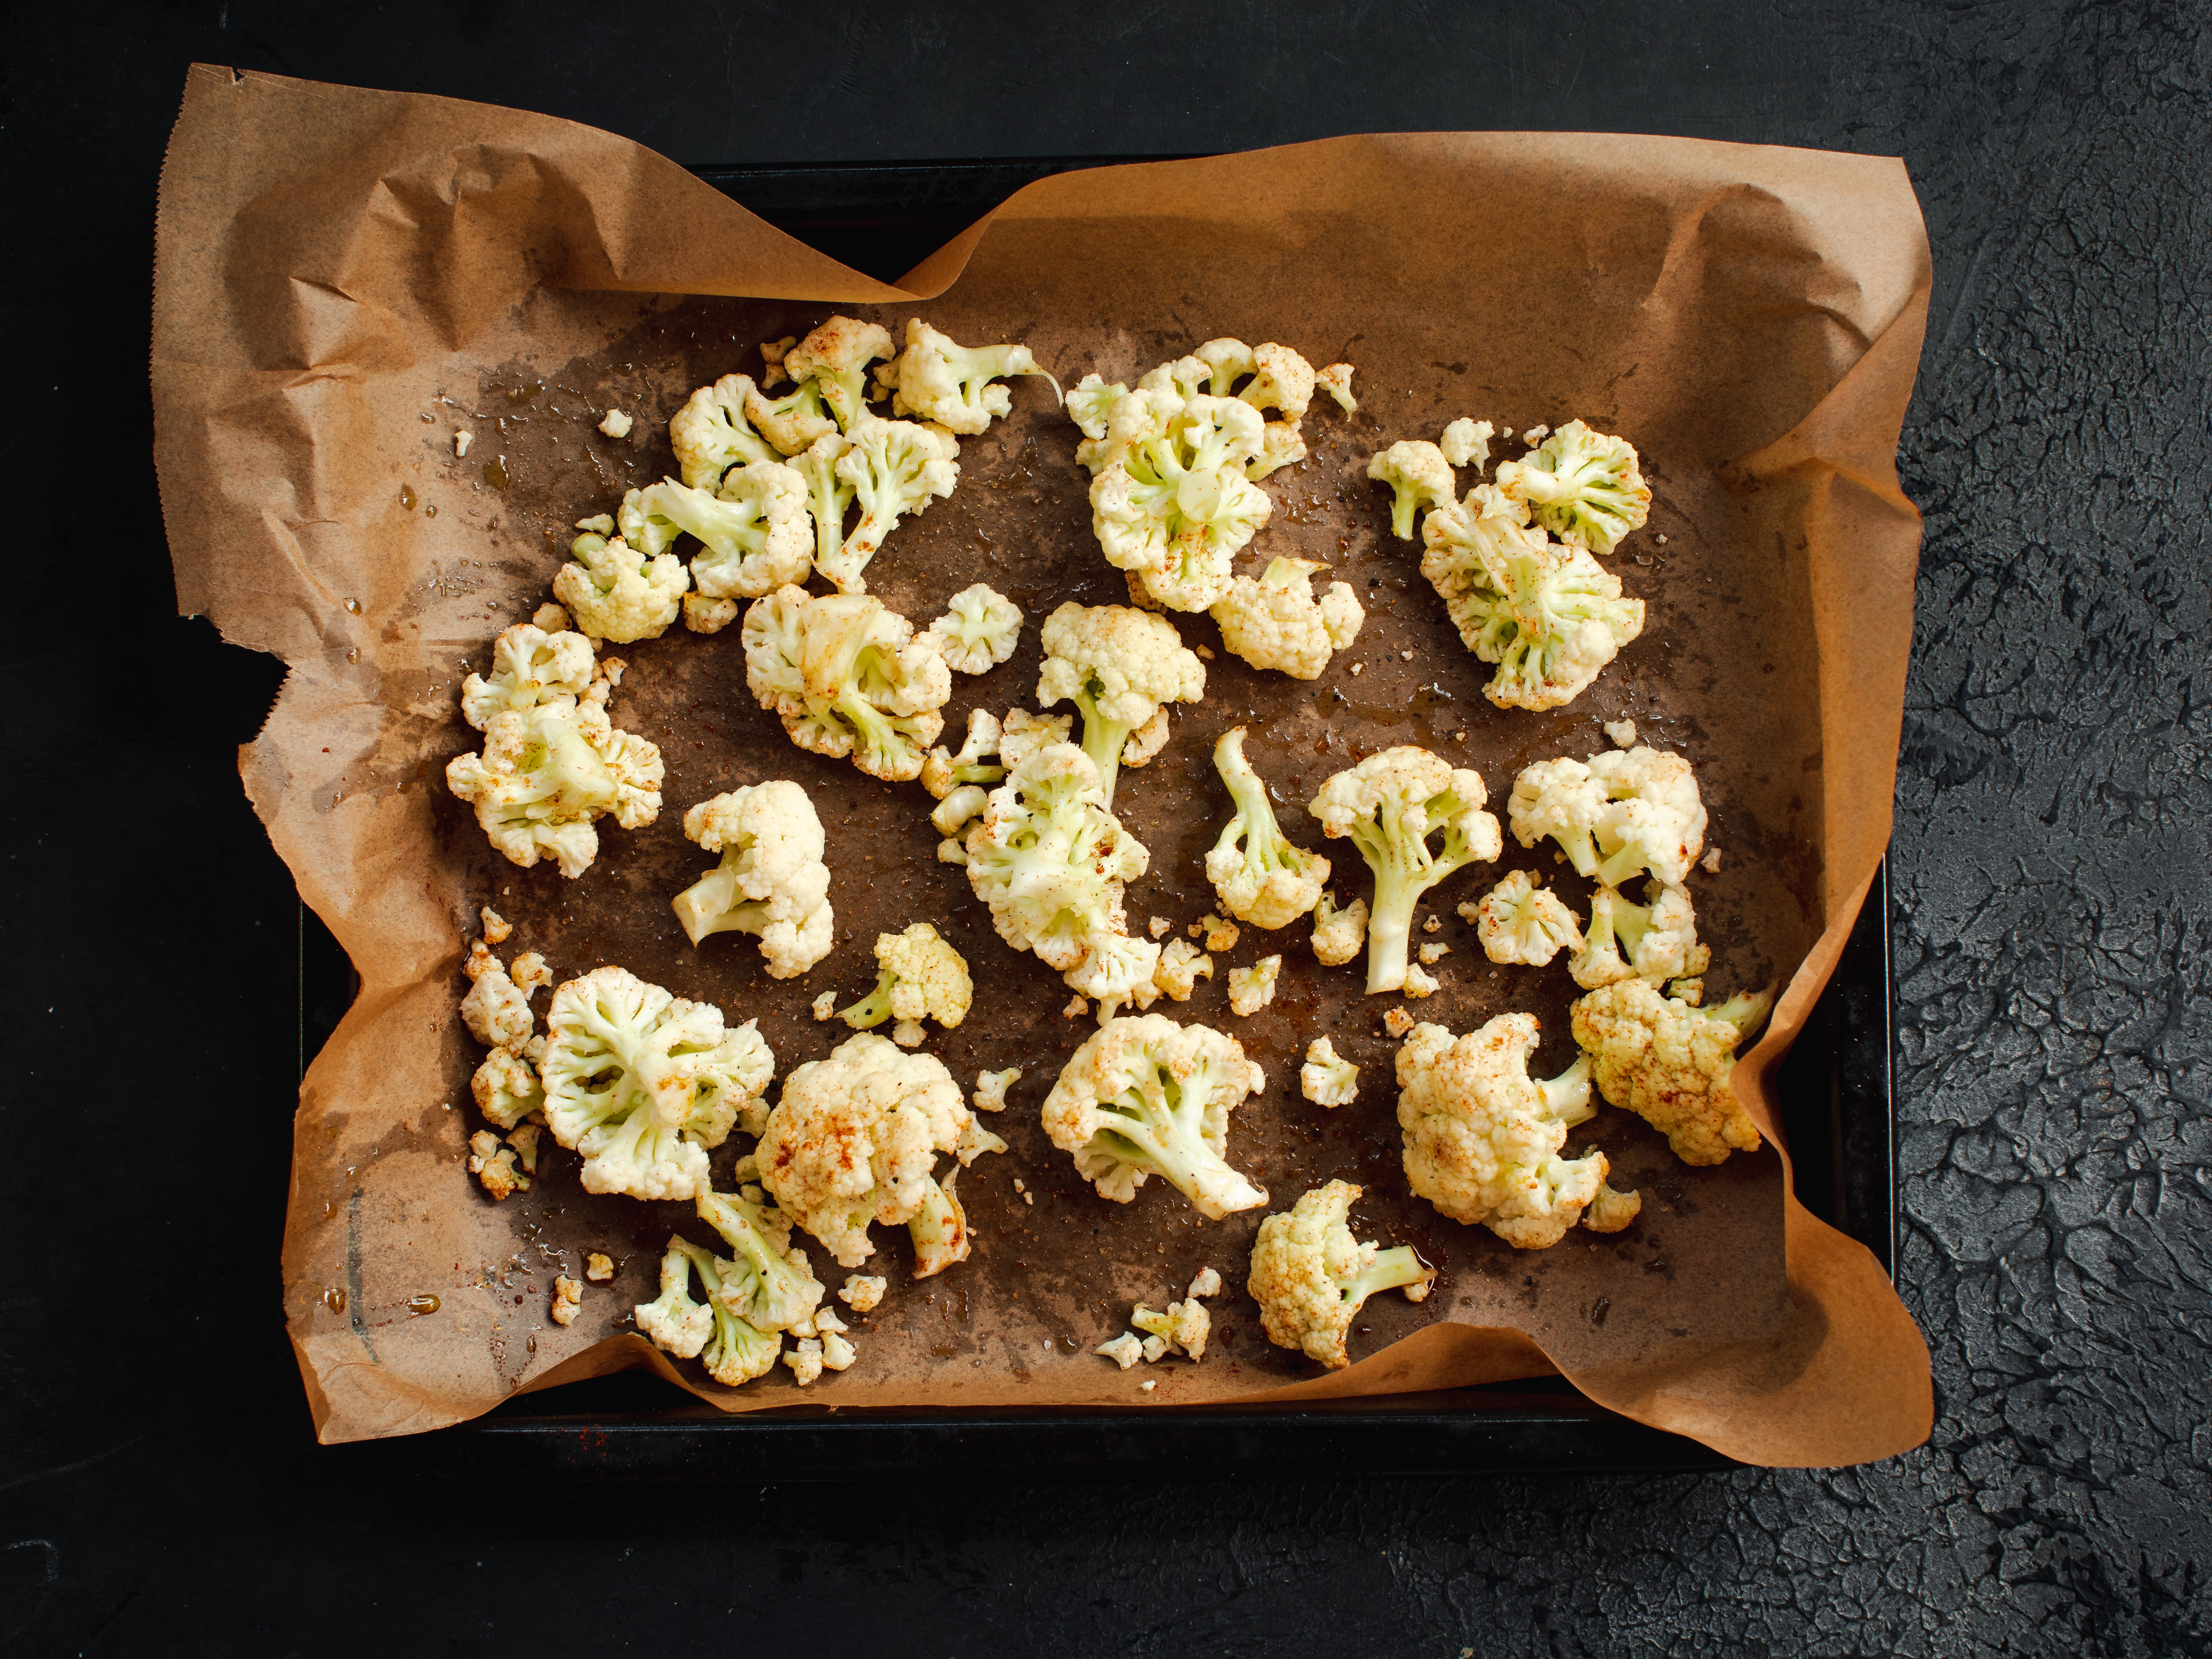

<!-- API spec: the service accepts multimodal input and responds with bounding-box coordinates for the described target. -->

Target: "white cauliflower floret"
[820,412,959,593]
[460,939,536,1051]
[552,527,689,644]
[1310,892,1368,967]
[879,318,1061,434]
[1204,726,1331,928]
[1300,1036,1359,1107]
[1307,747,1502,994]
[669,373,783,491]
[471,1042,545,1130]
[1040,1014,1268,1219]
[1420,486,1644,710]
[549,1275,582,1324]
[1315,362,1357,414]
[1246,1180,1435,1369]
[1195,914,1240,952]
[1096,1332,1144,1369]
[972,1067,1020,1113]
[467,1129,529,1200]
[782,314,897,431]
[634,1239,715,1358]
[997,707,1073,771]
[1226,956,1282,1016]
[1152,938,1214,1001]
[756,1032,972,1275]
[671,781,833,977]
[784,1338,826,1386]
[1132,1299,1210,1361]
[962,742,1151,978]
[539,966,773,1202]
[694,1187,825,1333]
[1063,931,1165,1021]
[838,1274,887,1313]
[1367,440,1457,541]
[479,906,512,943]
[922,708,1006,801]
[1175,339,1319,479]
[791,429,856,576]
[1085,387,1272,611]
[956,1115,1009,1166]
[1605,718,1638,749]
[741,371,837,457]
[1571,980,1777,1165]
[1209,558,1365,680]
[1035,602,1206,806]
[1396,1013,1640,1249]
[459,623,597,730]
[637,1238,785,1386]
[1493,419,1652,555]
[619,464,812,602]
[928,584,1023,674]
[1188,1266,1223,1298]
[742,586,950,783]
[446,699,663,880]
[1568,881,1712,990]
[1507,747,1708,888]
[838,921,973,1035]
[1465,869,1585,968]
[1440,418,1494,470]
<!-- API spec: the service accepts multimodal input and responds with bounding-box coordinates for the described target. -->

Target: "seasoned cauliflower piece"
[670,781,833,978]
[1439,418,1494,470]
[741,372,837,457]
[1465,869,1585,968]
[1310,891,1368,967]
[459,623,597,730]
[1063,931,1165,1021]
[742,586,950,783]
[550,1275,582,1325]
[1300,1036,1359,1107]
[1507,747,1708,888]
[694,1187,825,1333]
[1315,362,1357,414]
[622,464,813,602]
[1308,747,1502,994]
[1493,419,1652,555]
[1132,1299,1210,1361]
[790,429,856,574]
[1040,1014,1268,1219]
[1210,558,1365,680]
[922,708,1006,801]
[1227,956,1282,1016]
[929,583,1023,674]
[1035,602,1206,806]
[460,940,535,1051]
[467,1129,528,1200]
[1247,1180,1434,1369]
[838,1274,887,1313]
[586,1252,615,1282]
[997,707,1073,771]
[446,699,663,881]
[1367,440,1457,541]
[539,966,773,1202]
[879,318,1061,434]
[1571,980,1777,1165]
[479,905,512,943]
[756,1032,972,1275]
[1195,914,1241,953]
[506,1122,543,1175]
[839,922,973,1035]
[1605,718,1638,749]
[669,373,782,491]
[1568,881,1711,990]
[819,412,959,593]
[552,527,688,644]
[963,741,1151,976]
[956,1115,1009,1166]
[1152,938,1214,1001]
[1382,1007,1415,1038]
[782,314,896,431]
[1204,727,1331,928]
[639,1238,786,1386]
[471,1042,545,1131]
[972,1067,1020,1113]
[1086,387,1273,610]
[1096,1332,1145,1369]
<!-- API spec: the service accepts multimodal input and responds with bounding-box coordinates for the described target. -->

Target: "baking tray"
[297,158,1899,1478]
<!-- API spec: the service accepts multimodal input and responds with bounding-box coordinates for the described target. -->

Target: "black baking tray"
[300,158,1899,1479]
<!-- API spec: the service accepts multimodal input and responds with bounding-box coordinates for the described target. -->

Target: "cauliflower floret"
[955,1115,1009,1166]
[635,1239,715,1358]
[783,1338,826,1386]
[742,586,950,783]
[1315,362,1357,414]
[929,583,1023,674]
[922,708,1006,801]
[819,412,960,593]
[1367,440,1457,541]
[756,1032,972,1275]
[586,1252,615,1282]
[1570,980,1777,1165]
[1246,1180,1435,1369]
[879,318,1061,434]
[972,1067,1020,1113]
[1420,486,1644,710]
[1507,747,1708,887]
[1310,891,1368,967]
[460,939,536,1051]
[1035,602,1206,806]
[1439,418,1494,470]
[671,781,834,978]
[1300,1036,1359,1107]
[1396,1012,1639,1249]
[1195,914,1240,952]
[1209,558,1365,680]
[446,699,663,880]
[459,623,598,730]
[838,1274,887,1313]
[811,991,837,1021]
[507,1121,540,1179]
[479,905,512,943]
[669,373,783,491]
[620,464,813,602]
[742,372,837,457]
[467,1129,529,1200]
[1307,747,1502,994]
[1568,881,1712,990]
[962,741,1151,976]
[1188,1266,1223,1298]
[1465,869,1585,968]
[1493,419,1652,555]
[550,1275,582,1325]
[1063,930,1165,1021]
[1204,726,1332,928]
[694,1187,825,1332]
[1152,938,1214,1001]
[1173,339,1319,480]
[1132,1299,1210,1361]
[1086,388,1272,611]
[1096,1332,1144,1369]
[790,429,856,575]
[552,528,689,644]
[1605,718,1638,749]
[471,1041,545,1130]
[539,966,773,1202]
[1382,1007,1415,1038]
[782,314,897,431]
[997,707,1073,771]
[1226,956,1282,1016]
[1040,1014,1268,1219]
[838,921,973,1035]
[640,1238,785,1386]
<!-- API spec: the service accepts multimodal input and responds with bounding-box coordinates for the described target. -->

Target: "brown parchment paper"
[153,64,1933,1465]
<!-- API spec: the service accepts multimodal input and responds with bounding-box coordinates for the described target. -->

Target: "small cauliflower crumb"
[730,1153,759,1183]
[531,602,572,633]
[1023,1191,1034,1206]
[510,951,551,994]
[812,991,837,1021]
[506,1122,542,1174]
[821,1330,856,1370]
[1301,1035,1360,1107]
[892,1018,926,1048]
[1064,994,1090,1018]
[1418,942,1451,966]
[1153,938,1214,1001]
[759,335,797,386]
[785,1338,825,1386]
[1524,422,1552,442]
[741,1182,768,1204]
[597,409,633,438]
[1195,644,1215,660]
[814,1307,847,1335]
[1404,963,1439,997]
[1227,955,1283,1016]
[973,1067,1020,1113]
[585,1252,615,1283]
[1383,1007,1415,1037]
[1316,362,1357,413]
[1605,718,1638,749]
[1401,650,1414,661]
[1655,533,1670,545]
[550,1275,582,1325]
[1140,1378,1157,1392]
[1349,662,1363,675]
[1188,1266,1223,1299]
[838,1274,887,1313]
[1195,914,1240,952]
[1097,1332,1144,1369]
[1422,915,1442,934]
[1702,847,1723,874]
[466,1130,527,1200]
[454,430,474,457]
[1149,915,1173,940]
[479,906,511,943]
[1141,1334,1169,1363]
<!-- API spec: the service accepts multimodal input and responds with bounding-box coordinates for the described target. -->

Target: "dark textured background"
[4,2,2207,1652]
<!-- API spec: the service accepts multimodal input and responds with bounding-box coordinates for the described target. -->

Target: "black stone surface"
[3,2,2206,1652]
